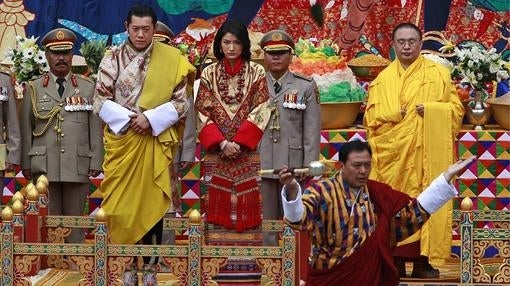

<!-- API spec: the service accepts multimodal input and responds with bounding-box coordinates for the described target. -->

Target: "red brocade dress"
[196,58,271,240]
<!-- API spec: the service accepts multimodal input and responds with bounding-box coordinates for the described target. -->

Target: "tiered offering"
[289,38,366,103]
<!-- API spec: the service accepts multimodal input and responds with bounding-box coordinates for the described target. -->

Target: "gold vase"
[465,89,491,130]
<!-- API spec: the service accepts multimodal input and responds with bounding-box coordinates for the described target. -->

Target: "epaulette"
[294,72,313,81]
[75,73,94,84]
[0,65,11,76]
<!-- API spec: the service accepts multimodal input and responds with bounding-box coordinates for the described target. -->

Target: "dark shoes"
[394,257,407,277]
[411,256,440,279]
[394,256,440,279]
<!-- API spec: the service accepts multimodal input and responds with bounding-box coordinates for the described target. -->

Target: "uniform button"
[61,149,65,153]
[61,133,64,137]
[59,103,64,107]
[273,138,278,143]
[35,152,38,155]
[41,107,45,110]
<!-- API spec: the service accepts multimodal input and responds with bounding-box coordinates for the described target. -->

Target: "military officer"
[0,68,21,205]
[153,21,175,45]
[20,28,103,243]
[152,22,197,249]
[259,30,321,245]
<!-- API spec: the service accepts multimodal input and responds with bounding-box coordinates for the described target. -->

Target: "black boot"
[394,257,407,277]
[411,256,439,279]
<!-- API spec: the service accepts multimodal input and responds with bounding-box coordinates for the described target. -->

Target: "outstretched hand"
[278,166,295,185]
[443,156,476,181]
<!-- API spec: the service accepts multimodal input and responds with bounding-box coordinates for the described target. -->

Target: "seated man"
[279,140,475,285]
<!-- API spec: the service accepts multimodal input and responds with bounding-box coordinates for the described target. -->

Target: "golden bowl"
[321,101,363,130]
[486,98,510,130]
[347,64,387,81]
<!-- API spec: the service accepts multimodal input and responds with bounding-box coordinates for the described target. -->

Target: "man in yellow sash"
[363,23,464,278]
[93,5,195,286]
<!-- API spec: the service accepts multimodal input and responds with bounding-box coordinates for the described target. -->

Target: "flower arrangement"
[173,37,209,67]
[451,46,509,102]
[6,36,49,83]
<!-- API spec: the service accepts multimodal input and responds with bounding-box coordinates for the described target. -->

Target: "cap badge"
[271,32,282,41]
[56,30,65,40]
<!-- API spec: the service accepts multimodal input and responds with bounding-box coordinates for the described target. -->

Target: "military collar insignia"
[43,74,50,87]
[71,74,78,87]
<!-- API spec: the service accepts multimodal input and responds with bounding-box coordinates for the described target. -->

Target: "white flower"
[34,51,46,64]
[452,45,510,97]
[7,36,47,82]
[22,46,35,58]
[496,70,509,82]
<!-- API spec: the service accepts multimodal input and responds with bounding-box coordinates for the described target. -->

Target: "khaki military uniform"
[260,71,321,243]
[0,71,21,201]
[21,72,103,242]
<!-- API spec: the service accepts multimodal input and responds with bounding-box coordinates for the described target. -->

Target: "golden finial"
[36,180,48,195]
[95,208,107,223]
[12,191,24,203]
[25,183,36,195]
[37,175,49,188]
[460,197,473,211]
[12,200,23,214]
[1,206,13,221]
[189,209,201,224]
[27,185,39,201]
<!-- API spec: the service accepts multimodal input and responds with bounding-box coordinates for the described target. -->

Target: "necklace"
[217,60,246,104]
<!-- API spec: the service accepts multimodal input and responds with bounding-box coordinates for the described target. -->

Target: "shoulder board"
[0,66,11,76]
[294,72,313,81]
[31,73,46,82]
[75,74,94,83]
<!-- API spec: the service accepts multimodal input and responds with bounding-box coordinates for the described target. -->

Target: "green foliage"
[79,40,107,77]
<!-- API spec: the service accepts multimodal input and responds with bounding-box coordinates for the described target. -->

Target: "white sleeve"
[417,173,457,214]
[98,100,135,135]
[143,102,179,136]
[281,184,305,223]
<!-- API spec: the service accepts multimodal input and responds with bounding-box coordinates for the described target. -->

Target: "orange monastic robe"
[363,55,464,266]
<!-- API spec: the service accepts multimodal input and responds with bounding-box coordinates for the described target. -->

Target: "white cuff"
[219,140,228,150]
[143,102,179,136]
[417,173,457,214]
[98,100,135,135]
[281,184,304,223]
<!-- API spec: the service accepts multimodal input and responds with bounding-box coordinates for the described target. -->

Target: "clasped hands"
[401,103,425,118]
[129,113,151,135]
[220,140,241,160]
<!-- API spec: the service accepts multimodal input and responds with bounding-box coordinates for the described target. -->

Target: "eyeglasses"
[395,39,420,48]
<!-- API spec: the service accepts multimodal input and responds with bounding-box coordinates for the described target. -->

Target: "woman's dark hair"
[338,140,372,163]
[213,19,251,61]
[126,4,157,26]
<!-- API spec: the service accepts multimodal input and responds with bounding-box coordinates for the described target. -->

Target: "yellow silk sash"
[101,128,174,244]
[138,41,195,109]
[421,102,455,266]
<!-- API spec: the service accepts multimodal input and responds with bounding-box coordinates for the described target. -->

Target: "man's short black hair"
[126,4,157,26]
[392,22,422,40]
[339,140,372,163]
[213,19,251,61]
